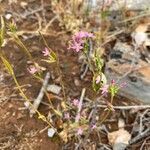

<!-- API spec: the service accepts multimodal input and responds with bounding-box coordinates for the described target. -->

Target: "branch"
[30,72,50,117]
[75,88,86,123]
[95,105,150,110]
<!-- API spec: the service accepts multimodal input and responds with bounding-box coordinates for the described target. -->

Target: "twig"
[75,88,86,123]
[95,104,150,110]
[139,109,150,134]
[100,29,124,47]
[118,11,150,24]
[130,128,150,144]
[80,64,89,79]
[43,15,59,33]
[13,7,44,19]
[30,72,50,117]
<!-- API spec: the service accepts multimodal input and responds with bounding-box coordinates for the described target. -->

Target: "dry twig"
[30,72,50,117]
[75,88,86,123]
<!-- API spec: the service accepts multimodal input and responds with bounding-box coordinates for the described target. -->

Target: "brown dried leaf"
[108,128,131,146]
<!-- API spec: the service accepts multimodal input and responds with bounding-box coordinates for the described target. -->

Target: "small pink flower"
[74,31,87,39]
[42,47,50,56]
[72,99,79,106]
[74,31,94,39]
[96,75,101,84]
[100,84,109,95]
[91,124,97,129]
[27,66,37,74]
[77,128,83,135]
[111,79,115,85]
[68,31,94,52]
[70,42,83,52]
[64,113,70,119]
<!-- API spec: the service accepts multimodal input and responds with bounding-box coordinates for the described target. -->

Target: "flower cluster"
[68,31,94,52]
[100,80,127,96]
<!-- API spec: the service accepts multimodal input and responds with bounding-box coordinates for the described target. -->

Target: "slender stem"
[100,94,114,124]
[40,32,67,102]
[55,50,67,102]
[0,53,55,129]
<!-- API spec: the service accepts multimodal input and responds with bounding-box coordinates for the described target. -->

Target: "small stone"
[48,128,56,137]
[5,13,12,20]
[74,78,80,86]
[20,1,28,8]
[47,84,61,95]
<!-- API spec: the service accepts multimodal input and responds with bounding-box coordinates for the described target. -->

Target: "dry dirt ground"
[0,0,150,150]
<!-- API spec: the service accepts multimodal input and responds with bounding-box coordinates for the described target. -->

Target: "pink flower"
[74,31,87,39]
[27,66,37,74]
[91,124,97,129]
[70,42,83,52]
[111,79,115,85]
[64,113,70,119]
[100,84,109,95]
[77,128,83,135]
[96,75,101,84]
[42,47,50,56]
[74,31,94,39]
[72,99,79,107]
[68,31,94,52]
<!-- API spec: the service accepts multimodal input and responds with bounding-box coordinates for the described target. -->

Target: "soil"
[0,0,149,150]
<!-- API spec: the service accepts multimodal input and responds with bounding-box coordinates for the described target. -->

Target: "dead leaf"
[132,23,150,47]
[108,128,131,150]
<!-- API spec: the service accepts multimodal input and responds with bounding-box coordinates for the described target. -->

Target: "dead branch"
[75,88,86,123]
[130,128,150,144]
[94,104,150,110]
[30,72,50,117]
[43,15,59,33]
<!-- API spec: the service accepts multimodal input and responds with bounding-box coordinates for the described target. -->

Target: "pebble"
[47,84,61,95]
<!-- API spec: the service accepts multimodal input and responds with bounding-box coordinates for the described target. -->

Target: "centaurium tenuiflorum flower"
[100,84,109,95]
[68,31,94,52]
[77,128,83,135]
[27,66,38,74]
[72,99,79,107]
[42,47,50,56]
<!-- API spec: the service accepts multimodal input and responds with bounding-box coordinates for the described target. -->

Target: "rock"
[20,1,28,8]
[5,13,12,20]
[74,78,80,86]
[108,128,131,150]
[105,41,150,104]
[86,0,150,11]
[47,128,56,138]
[47,84,61,95]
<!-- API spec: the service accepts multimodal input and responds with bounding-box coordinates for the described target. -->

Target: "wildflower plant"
[0,16,127,146]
